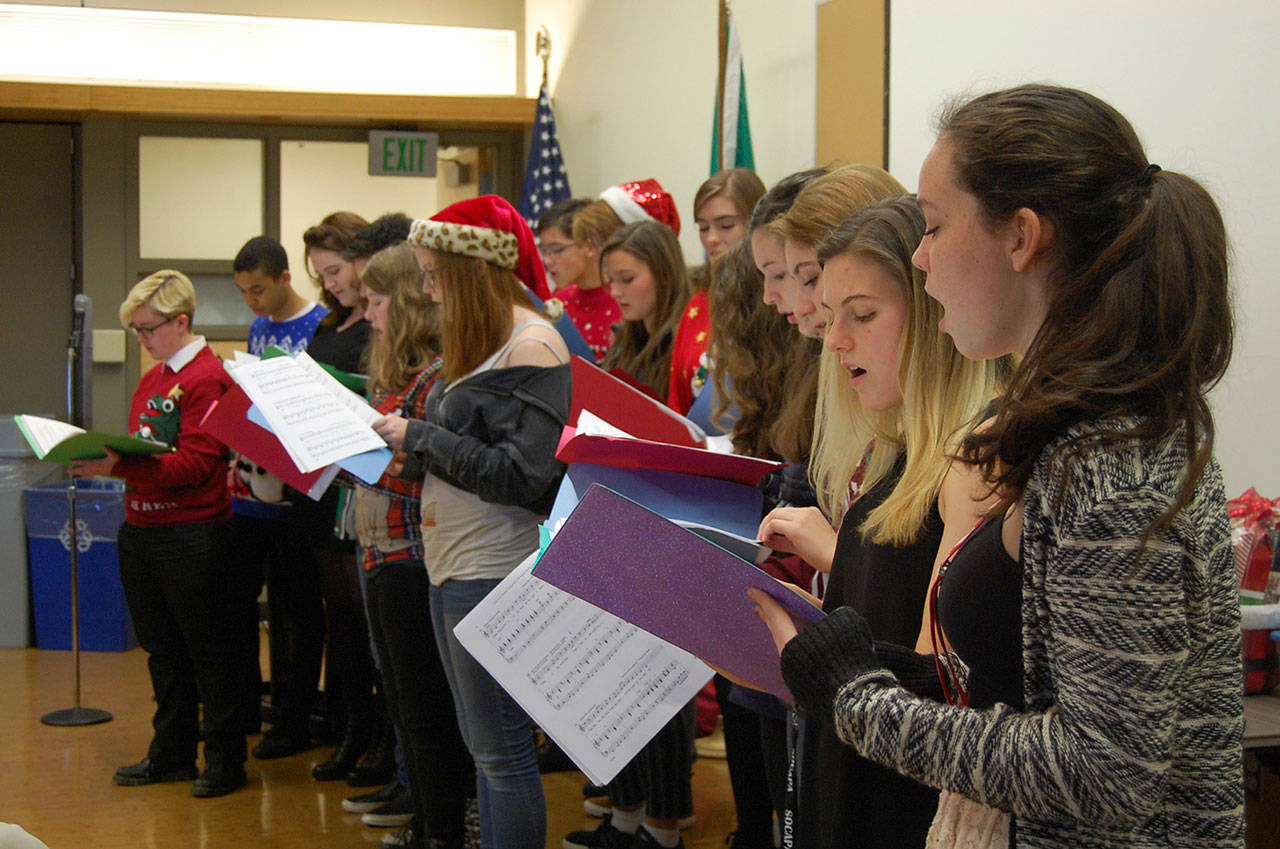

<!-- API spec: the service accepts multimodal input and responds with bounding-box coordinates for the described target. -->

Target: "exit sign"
[369,130,439,177]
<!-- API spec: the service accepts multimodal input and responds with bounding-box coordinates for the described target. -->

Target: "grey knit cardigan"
[830,421,1245,848]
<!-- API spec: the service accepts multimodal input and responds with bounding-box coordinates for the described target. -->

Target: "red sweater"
[553,284,621,362]
[113,345,234,526]
[667,290,712,415]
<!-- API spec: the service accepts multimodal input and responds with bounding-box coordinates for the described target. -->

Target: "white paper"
[703,433,736,454]
[576,409,635,439]
[14,415,84,457]
[674,519,771,565]
[293,352,381,425]
[229,355,386,472]
[453,552,713,786]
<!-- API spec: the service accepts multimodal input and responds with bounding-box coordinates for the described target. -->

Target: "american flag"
[519,80,571,228]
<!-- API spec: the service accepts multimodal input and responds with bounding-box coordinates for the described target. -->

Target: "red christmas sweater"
[113,344,234,527]
[552,284,621,362]
[667,290,712,415]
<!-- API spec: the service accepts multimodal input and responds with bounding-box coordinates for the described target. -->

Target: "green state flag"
[711,10,755,173]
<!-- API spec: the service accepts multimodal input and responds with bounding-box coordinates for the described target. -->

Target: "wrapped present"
[1229,488,1280,693]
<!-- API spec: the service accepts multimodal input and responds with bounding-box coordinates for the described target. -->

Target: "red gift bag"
[1228,488,1280,693]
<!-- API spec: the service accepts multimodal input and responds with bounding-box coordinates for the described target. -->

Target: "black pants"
[316,544,377,728]
[232,511,325,738]
[295,488,378,737]
[366,559,474,841]
[117,519,250,767]
[607,701,695,821]
[715,674,776,845]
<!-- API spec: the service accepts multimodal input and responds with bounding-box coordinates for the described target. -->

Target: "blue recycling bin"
[25,478,137,651]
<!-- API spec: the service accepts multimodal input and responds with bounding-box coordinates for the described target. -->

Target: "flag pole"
[716,0,728,171]
[536,25,551,86]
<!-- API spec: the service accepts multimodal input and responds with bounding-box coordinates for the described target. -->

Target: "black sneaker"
[191,762,248,798]
[362,788,415,827]
[563,821,634,849]
[113,757,199,786]
[342,780,407,814]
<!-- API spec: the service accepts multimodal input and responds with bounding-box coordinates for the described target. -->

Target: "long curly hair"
[941,85,1232,532]
[709,240,817,459]
[359,243,440,396]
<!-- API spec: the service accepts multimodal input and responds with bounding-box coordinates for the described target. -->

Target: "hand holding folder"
[533,484,825,702]
[15,414,171,466]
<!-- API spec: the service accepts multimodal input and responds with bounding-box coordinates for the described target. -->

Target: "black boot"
[346,710,396,787]
[312,707,368,781]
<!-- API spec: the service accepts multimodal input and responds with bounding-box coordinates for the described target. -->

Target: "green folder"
[14,414,171,466]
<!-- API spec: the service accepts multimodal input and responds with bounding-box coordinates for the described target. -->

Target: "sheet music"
[14,415,84,457]
[293,352,380,424]
[453,552,712,786]
[229,355,386,472]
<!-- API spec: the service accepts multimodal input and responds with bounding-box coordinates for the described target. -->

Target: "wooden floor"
[0,645,737,849]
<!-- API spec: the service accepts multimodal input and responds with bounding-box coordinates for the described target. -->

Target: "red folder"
[200,383,337,500]
[556,426,780,488]
[569,356,704,448]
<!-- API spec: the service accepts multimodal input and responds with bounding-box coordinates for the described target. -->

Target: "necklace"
[928,516,987,707]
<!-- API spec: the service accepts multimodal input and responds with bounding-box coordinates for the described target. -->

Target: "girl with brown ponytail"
[755,84,1243,849]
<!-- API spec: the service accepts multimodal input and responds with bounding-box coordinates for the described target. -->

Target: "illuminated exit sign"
[369,130,439,177]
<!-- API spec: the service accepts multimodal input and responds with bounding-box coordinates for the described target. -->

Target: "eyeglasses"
[128,315,178,338]
[540,242,577,261]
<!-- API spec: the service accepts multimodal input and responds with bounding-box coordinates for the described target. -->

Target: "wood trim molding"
[0,81,536,129]
[815,0,887,168]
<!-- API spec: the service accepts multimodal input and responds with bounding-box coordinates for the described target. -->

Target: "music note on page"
[229,355,386,472]
[452,552,711,787]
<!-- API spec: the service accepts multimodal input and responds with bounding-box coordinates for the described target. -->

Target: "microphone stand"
[42,297,111,726]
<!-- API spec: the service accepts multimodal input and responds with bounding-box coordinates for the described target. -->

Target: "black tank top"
[937,515,1024,710]
[811,455,943,849]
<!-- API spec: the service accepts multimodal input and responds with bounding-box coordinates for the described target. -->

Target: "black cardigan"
[401,362,571,516]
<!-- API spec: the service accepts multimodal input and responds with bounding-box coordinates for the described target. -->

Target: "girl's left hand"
[757,506,837,573]
[748,586,801,655]
[372,414,409,451]
[69,447,120,479]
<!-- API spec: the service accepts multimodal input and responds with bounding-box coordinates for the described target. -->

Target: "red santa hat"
[407,195,551,302]
[599,178,681,236]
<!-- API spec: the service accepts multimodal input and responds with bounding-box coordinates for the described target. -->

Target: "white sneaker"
[581,802,696,831]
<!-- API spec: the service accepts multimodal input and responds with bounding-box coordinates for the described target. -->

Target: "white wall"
[525,0,817,263]
[888,0,1280,497]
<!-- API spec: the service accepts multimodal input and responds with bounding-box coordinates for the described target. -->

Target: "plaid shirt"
[359,359,443,572]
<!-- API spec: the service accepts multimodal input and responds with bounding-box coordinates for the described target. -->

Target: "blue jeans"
[430,578,545,849]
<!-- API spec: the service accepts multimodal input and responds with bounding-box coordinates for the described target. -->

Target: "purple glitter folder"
[533,484,825,702]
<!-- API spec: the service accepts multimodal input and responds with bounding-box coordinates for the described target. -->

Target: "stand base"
[41,707,113,726]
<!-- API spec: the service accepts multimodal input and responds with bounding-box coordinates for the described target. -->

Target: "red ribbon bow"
[1228,487,1280,528]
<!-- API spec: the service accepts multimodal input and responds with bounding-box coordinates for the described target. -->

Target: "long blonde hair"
[361,243,440,396]
[811,196,1004,544]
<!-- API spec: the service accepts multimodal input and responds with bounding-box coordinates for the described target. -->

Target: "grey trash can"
[0,415,62,647]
